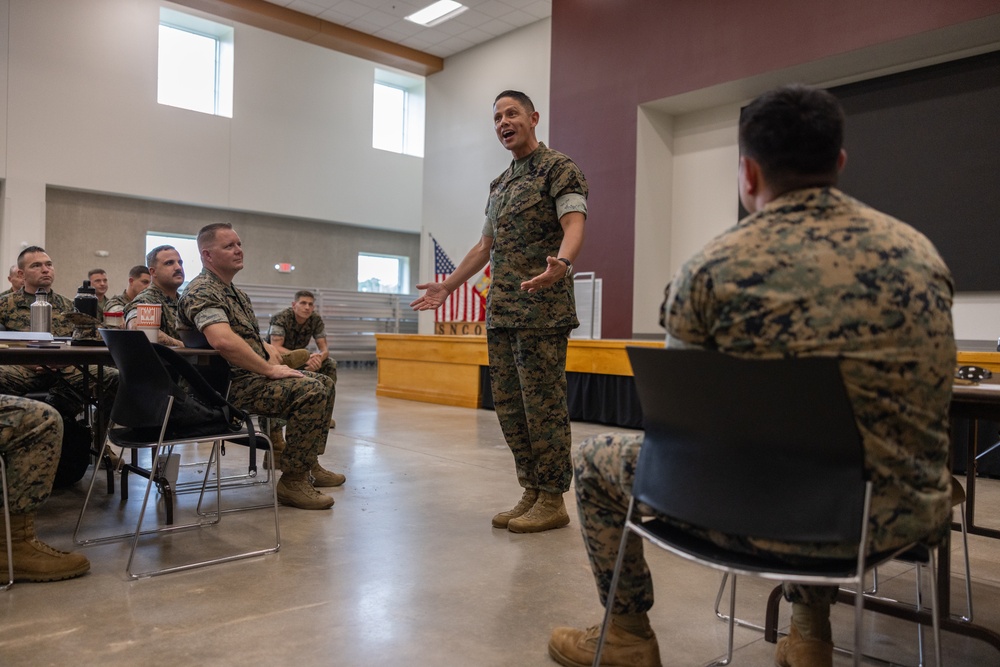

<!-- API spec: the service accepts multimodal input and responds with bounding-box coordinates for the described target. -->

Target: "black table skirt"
[479,366,643,429]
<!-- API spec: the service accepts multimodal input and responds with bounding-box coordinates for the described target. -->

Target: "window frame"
[157,8,234,118]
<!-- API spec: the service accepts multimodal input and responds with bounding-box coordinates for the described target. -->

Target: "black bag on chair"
[151,344,254,445]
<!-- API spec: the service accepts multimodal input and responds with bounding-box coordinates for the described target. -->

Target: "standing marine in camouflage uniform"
[0,246,118,420]
[268,289,338,426]
[549,86,955,667]
[177,223,343,511]
[412,90,587,533]
[125,245,185,346]
[0,395,90,581]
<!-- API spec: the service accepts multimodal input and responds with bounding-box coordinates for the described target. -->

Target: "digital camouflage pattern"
[483,142,587,330]
[124,283,181,339]
[0,289,76,337]
[481,142,587,496]
[269,307,327,349]
[488,327,573,494]
[268,307,338,390]
[104,290,130,314]
[571,187,954,614]
[665,187,954,555]
[0,289,118,417]
[177,269,334,474]
[0,395,62,514]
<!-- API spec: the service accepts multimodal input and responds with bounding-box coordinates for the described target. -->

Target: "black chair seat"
[638,518,863,580]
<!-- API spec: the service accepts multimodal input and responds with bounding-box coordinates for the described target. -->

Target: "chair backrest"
[177,328,231,395]
[626,347,866,546]
[100,329,175,429]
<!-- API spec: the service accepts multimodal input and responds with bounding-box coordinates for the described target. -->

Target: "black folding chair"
[73,329,280,579]
[593,348,942,666]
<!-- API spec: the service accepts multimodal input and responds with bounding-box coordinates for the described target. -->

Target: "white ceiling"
[262,0,551,59]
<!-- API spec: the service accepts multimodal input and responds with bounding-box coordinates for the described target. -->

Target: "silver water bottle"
[30,289,52,333]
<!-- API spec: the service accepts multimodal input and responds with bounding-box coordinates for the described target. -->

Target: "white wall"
[0,0,423,269]
[419,19,551,333]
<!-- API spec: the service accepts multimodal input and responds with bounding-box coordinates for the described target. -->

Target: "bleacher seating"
[240,284,416,364]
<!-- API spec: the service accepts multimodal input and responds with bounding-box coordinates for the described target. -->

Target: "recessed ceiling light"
[405,1,468,27]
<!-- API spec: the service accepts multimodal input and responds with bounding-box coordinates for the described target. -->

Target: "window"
[358,253,409,294]
[145,233,202,292]
[158,8,234,117]
[372,69,425,157]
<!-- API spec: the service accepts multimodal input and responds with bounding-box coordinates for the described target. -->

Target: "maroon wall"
[549,0,1000,338]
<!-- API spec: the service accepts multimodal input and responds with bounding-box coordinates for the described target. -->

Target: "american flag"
[433,236,486,322]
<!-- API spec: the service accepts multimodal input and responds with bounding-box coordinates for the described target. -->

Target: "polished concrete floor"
[3,367,1000,666]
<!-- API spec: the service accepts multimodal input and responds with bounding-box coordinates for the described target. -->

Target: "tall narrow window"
[358,253,409,294]
[372,70,425,157]
[158,8,234,117]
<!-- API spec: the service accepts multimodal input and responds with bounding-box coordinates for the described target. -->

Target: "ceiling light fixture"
[405,0,468,27]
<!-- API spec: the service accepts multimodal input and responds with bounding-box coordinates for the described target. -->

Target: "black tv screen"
[831,51,1000,292]
[736,51,1000,292]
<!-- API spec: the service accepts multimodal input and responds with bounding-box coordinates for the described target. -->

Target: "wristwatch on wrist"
[557,257,573,278]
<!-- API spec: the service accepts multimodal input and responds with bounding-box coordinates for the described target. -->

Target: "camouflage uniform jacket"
[104,290,130,313]
[268,307,326,350]
[0,288,76,336]
[483,142,587,329]
[124,283,181,339]
[665,186,955,553]
[177,268,267,383]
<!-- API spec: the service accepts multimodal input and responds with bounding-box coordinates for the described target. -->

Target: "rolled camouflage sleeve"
[192,307,231,332]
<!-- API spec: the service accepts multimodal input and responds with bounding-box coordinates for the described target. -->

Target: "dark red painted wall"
[549,0,1000,338]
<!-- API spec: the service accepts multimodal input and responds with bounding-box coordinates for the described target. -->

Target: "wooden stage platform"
[375,334,662,410]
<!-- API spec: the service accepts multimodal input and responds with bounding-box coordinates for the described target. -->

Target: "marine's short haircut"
[294,290,315,302]
[494,90,535,115]
[87,268,107,278]
[17,246,47,269]
[129,265,150,280]
[738,84,844,192]
[146,245,177,268]
[197,222,234,250]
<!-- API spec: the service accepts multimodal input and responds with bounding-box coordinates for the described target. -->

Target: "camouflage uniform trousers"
[271,356,336,454]
[227,370,334,475]
[0,396,62,514]
[0,364,118,421]
[487,327,572,494]
[575,434,840,615]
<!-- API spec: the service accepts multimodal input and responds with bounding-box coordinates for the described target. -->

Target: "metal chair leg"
[0,456,13,590]
[713,573,766,632]
[957,500,973,622]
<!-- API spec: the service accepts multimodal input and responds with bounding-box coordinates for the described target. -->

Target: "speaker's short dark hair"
[494,90,534,114]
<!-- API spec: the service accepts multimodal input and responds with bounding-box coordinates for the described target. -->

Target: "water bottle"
[30,290,52,333]
[74,279,99,318]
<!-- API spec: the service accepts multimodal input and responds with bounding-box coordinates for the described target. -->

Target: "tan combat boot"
[0,513,91,582]
[310,462,346,487]
[774,625,833,667]
[507,490,570,533]
[263,420,286,470]
[548,623,662,667]
[492,488,538,528]
[276,472,335,510]
[280,349,311,369]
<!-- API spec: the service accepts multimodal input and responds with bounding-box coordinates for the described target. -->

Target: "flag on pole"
[432,236,486,322]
